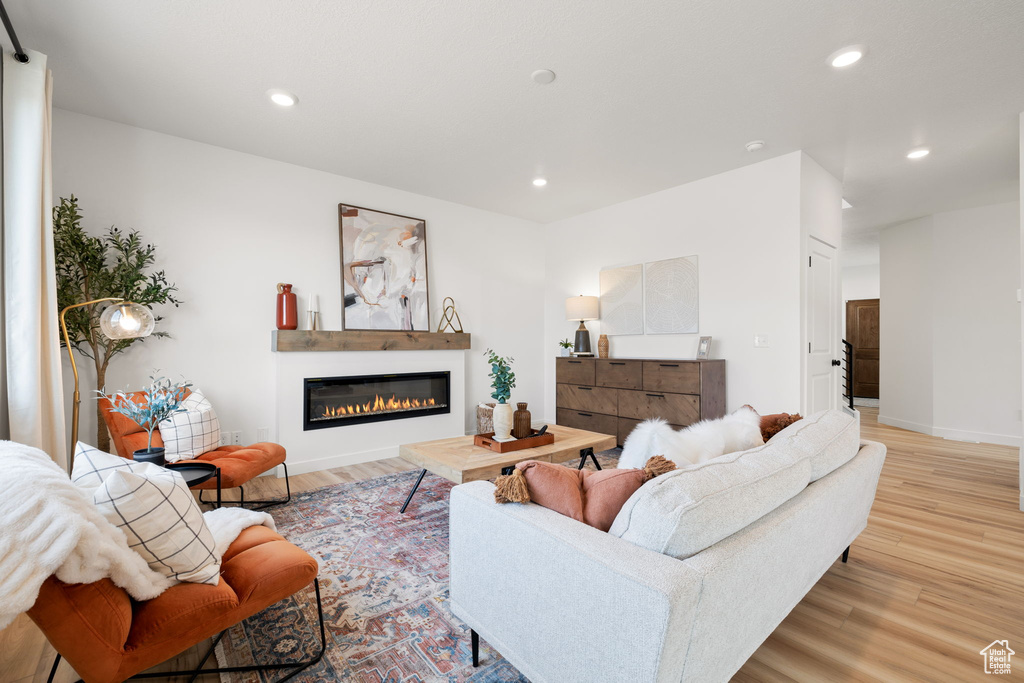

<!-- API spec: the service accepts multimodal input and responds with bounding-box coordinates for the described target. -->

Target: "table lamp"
[60,298,155,472]
[565,295,599,355]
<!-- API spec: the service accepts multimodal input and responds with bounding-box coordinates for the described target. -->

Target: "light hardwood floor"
[2,408,1021,682]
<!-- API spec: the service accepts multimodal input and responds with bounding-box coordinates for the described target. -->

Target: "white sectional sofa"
[449,409,885,682]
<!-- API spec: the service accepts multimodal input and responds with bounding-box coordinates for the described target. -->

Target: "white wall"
[881,203,1021,446]
[1020,112,1024,509]
[843,264,880,303]
[879,217,935,433]
[542,152,807,419]
[52,109,546,452]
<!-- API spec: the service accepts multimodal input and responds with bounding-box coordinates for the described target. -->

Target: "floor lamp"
[59,298,155,472]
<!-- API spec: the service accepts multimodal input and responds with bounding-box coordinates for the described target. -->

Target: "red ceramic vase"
[276,283,298,330]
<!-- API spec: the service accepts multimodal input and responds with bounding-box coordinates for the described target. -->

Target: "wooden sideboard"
[555,357,726,446]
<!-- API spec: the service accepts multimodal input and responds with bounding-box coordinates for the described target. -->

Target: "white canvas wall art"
[644,255,699,334]
[600,264,644,335]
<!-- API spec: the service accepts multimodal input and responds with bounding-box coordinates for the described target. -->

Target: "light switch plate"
[754,335,770,348]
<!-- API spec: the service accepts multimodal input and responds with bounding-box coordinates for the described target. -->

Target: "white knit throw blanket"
[0,441,276,629]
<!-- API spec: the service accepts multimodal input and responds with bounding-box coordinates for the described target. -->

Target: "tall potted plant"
[54,196,181,452]
[97,376,192,465]
[485,349,517,441]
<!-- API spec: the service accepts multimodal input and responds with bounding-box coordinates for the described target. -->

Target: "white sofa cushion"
[609,436,812,559]
[158,390,221,462]
[771,409,860,482]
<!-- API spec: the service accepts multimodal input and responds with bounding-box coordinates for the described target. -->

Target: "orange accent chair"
[99,391,290,508]
[29,525,325,683]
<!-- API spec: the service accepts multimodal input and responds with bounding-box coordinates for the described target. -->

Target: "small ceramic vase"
[598,334,609,359]
[512,402,532,439]
[492,403,514,441]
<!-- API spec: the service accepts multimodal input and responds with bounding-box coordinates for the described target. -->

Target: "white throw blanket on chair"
[0,441,276,629]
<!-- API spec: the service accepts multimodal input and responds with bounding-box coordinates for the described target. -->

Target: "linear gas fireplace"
[303,371,450,430]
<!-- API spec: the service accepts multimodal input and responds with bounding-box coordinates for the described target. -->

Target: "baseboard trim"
[931,426,1022,448]
[877,415,934,436]
[876,415,1021,447]
[283,446,397,476]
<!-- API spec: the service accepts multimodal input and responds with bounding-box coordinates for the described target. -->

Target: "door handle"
[831,359,842,367]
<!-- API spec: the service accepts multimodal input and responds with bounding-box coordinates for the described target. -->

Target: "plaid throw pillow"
[159,390,221,462]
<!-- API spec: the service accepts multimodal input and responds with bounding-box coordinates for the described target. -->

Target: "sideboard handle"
[646,393,666,399]
[578,386,592,391]
[609,362,626,365]
[577,412,593,417]
[568,360,582,364]
[659,363,679,367]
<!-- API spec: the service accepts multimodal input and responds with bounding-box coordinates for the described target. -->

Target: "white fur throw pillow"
[74,445,221,584]
[618,406,764,469]
[159,390,221,462]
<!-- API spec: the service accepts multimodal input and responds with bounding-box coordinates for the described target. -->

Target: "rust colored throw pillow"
[493,456,676,532]
[760,412,803,441]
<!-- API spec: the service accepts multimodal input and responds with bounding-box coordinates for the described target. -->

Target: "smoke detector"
[531,69,556,84]
[745,140,766,152]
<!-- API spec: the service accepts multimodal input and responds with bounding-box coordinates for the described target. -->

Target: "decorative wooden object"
[555,357,726,446]
[272,330,472,352]
[512,402,532,439]
[598,334,609,358]
[474,428,554,453]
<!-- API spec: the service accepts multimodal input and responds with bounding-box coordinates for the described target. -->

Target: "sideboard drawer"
[557,408,617,437]
[556,384,617,415]
[595,360,642,389]
[556,357,596,385]
[617,417,687,447]
[643,361,700,394]
[618,389,700,426]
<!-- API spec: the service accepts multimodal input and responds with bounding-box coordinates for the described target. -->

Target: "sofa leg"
[842,545,850,563]
[471,629,479,667]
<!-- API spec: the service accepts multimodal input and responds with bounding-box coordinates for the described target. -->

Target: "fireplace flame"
[320,394,436,419]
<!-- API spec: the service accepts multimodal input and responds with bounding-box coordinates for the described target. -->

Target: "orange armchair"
[29,525,325,683]
[99,391,290,508]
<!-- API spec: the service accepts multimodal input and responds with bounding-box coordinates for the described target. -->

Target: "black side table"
[166,462,221,508]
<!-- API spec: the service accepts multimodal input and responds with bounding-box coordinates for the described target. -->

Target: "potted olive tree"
[97,375,192,465]
[485,349,517,441]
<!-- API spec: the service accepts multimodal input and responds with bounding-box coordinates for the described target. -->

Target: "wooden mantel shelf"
[272,330,472,352]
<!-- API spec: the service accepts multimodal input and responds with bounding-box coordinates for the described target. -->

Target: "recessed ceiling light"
[531,69,556,85]
[745,140,765,152]
[267,89,298,107]
[532,177,548,187]
[907,148,930,159]
[829,46,864,68]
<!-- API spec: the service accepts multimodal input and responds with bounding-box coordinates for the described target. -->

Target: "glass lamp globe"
[99,301,155,339]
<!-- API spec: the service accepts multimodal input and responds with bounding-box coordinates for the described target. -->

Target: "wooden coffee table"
[397,424,617,513]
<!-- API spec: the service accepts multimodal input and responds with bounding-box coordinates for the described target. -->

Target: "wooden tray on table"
[473,429,555,453]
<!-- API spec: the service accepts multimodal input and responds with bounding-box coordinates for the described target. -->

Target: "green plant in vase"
[97,375,192,465]
[558,338,573,357]
[485,349,517,440]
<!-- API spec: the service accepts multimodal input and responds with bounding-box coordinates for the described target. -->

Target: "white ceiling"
[5,1,1023,232]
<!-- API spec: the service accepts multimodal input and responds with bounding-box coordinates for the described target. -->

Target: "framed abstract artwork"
[599,264,644,336]
[644,255,699,334]
[338,204,429,331]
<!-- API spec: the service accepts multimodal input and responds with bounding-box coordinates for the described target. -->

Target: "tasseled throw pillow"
[493,456,676,532]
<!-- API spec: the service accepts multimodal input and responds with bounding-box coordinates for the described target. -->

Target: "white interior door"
[806,237,839,413]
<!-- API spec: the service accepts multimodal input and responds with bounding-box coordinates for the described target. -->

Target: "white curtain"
[0,49,66,466]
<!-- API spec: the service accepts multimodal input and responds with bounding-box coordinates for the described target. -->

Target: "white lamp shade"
[565,295,599,321]
[99,302,156,339]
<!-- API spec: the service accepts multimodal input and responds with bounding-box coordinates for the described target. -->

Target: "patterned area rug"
[215,450,620,682]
